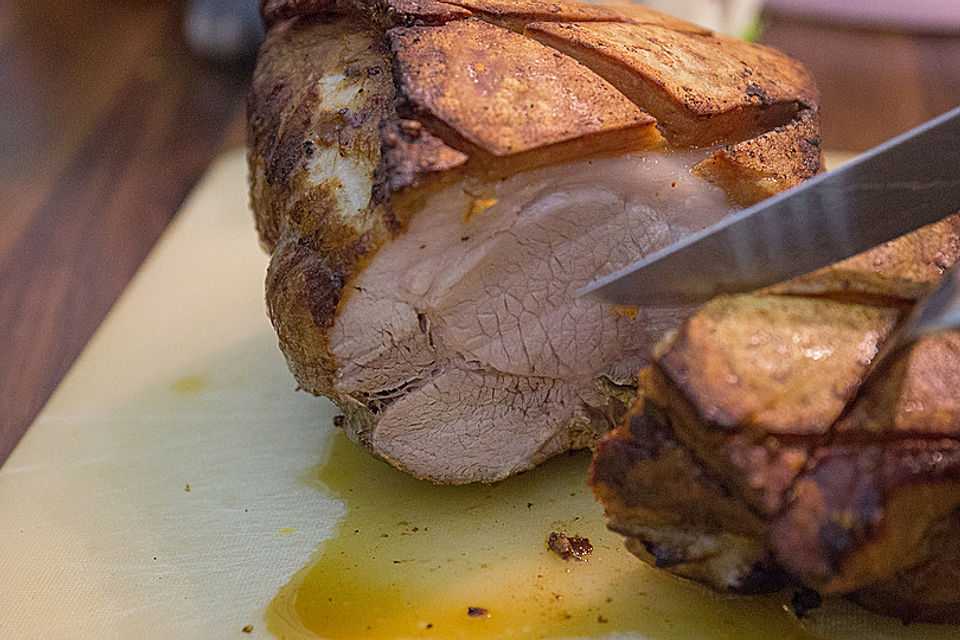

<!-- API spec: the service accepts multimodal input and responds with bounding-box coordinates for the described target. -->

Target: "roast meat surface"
[247,0,821,482]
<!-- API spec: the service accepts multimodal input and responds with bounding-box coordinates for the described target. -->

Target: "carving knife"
[582,104,960,338]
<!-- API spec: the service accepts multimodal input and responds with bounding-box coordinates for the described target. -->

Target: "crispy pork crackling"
[591,217,960,621]
[247,0,822,483]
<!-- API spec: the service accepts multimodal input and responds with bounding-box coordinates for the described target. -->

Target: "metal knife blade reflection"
[581,106,960,308]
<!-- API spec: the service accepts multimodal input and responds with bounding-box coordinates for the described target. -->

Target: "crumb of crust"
[548,532,593,561]
[184,484,191,492]
[610,305,638,319]
[467,606,491,618]
[790,588,823,619]
[242,624,253,633]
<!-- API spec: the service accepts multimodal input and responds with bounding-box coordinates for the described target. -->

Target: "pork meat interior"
[247,0,821,482]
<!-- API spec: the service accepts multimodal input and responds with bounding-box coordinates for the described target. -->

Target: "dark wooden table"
[1,6,959,466]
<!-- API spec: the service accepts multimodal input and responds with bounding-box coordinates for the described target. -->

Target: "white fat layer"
[308,146,375,217]
[285,28,388,231]
[330,151,736,481]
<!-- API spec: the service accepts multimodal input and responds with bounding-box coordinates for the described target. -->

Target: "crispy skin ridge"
[526,21,815,147]
[248,1,822,460]
[261,0,712,32]
[388,18,657,157]
[693,108,822,206]
[261,0,473,29]
[767,214,960,303]
[441,0,711,33]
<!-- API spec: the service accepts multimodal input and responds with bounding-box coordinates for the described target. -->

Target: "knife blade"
[845,261,960,399]
[904,261,960,339]
[581,105,960,307]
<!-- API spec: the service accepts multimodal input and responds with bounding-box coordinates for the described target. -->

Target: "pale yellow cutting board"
[0,150,952,640]
[0,151,342,639]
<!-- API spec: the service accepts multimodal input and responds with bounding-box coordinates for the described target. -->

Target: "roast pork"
[591,215,960,622]
[247,0,821,482]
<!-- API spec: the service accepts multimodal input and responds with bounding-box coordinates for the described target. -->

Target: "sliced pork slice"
[591,215,960,622]
[248,0,821,482]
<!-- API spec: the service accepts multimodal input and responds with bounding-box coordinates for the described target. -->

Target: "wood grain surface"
[0,0,249,464]
[761,13,960,151]
[1,5,958,465]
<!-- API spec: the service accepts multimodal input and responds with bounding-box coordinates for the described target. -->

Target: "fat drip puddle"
[265,432,821,640]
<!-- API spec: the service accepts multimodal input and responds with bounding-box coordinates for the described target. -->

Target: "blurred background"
[1,0,959,464]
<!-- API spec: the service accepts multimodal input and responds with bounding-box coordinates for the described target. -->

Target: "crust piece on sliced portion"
[248,0,822,483]
[591,214,960,622]
[526,21,815,146]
